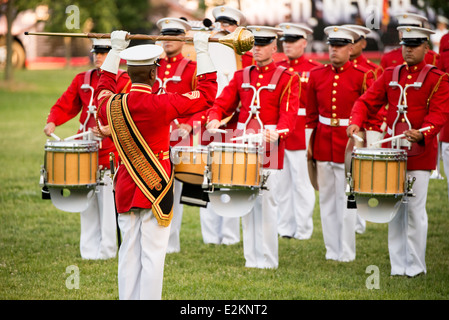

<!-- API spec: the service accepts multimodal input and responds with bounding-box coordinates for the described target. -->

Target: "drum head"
[355,196,402,223]
[49,187,95,213]
[208,189,258,217]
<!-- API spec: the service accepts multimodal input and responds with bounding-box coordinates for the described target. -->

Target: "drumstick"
[208,128,228,134]
[370,126,431,147]
[230,129,289,141]
[352,134,364,143]
[50,133,61,141]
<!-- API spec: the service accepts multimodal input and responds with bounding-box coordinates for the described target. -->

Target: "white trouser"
[118,208,171,300]
[316,161,356,262]
[199,205,240,245]
[388,170,430,277]
[167,179,183,253]
[80,171,117,259]
[442,142,449,200]
[242,169,279,269]
[277,149,316,239]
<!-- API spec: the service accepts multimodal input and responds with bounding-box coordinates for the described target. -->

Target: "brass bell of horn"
[217,27,254,55]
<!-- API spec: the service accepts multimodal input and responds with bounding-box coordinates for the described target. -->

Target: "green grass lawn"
[0,67,448,301]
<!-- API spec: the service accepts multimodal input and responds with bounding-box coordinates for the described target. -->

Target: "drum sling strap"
[390,63,436,156]
[106,93,174,227]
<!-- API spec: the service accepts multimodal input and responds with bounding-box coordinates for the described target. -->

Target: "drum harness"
[388,63,436,150]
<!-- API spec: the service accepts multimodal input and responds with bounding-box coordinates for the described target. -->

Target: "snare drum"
[44,140,98,188]
[208,142,261,188]
[172,146,208,185]
[351,148,407,196]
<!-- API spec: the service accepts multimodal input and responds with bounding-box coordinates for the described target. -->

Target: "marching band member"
[199,5,247,247]
[276,23,320,240]
[95,30,217,299]
[347,26,449,277]
[380,13,439,70]
[43,38,131,260]
[306,26,375,262]
[206,26,299,269]
[153,17,198,254]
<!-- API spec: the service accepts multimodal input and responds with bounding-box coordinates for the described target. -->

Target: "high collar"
[405,59,427,73]
[130,83,152,93]
[351,54,367,66]
[289,55,306,66]
[255,60,277,73]
[164,53,184,63]
[330,60,352,73]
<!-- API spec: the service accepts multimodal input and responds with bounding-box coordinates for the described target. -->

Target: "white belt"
[319,115,349,127]
[298,108,306,116]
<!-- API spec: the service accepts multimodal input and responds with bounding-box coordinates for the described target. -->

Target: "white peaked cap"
[247,26,283,45]
[156,17,192,32]
[120,44,164,66]
[212,5,245,25]
[343,24,371,38]
[324,26,360,44]
[395,12,428,27]
[279,23,313,39]
[397,26,435,46]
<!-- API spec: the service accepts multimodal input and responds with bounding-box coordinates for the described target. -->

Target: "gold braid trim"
[427,73,448,108]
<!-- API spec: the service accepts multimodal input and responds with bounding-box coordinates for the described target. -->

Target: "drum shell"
[208,143,261,188]
[172,146,208,185]
[44,140,98,188]
[351,148,407,196]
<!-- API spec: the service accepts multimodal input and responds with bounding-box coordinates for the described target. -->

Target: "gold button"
[258,74,263,79]
[401,118,405,122]
[334,75,339,79]
[332,90,337,94]
[173,57,177,62]
[332,105,337,110]
[164,71,170,75]
[407,75,412,79]
[333,82,338,87]
[167,64,171,69]
[289,67,294,72]
[256,83,261,87]
[332,97,336,102]
[332,113,337,118]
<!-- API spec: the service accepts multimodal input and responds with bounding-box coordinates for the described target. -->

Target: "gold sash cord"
[107,94,174,227]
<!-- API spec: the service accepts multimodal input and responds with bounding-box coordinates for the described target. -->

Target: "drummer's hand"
[92,125,111,137]
[178,123,192,138]
[264,129,279,143]
[404,129,423,143]
[346,124,360,138]
[44,122,56,136]
[206,119,221,131]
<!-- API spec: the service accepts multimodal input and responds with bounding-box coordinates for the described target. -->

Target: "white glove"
[194,32,216,76]
[101,30,130,74]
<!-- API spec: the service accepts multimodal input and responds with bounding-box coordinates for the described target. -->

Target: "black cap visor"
[254,36,276,46]
[327,38,353,46]
[399,37,427,46]
[161,28,186,36]
[215,16,238,25]
[91,46,111,53]
[280,34,304,42]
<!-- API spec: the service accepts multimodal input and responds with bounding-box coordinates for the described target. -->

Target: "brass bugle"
[24,27,254,55]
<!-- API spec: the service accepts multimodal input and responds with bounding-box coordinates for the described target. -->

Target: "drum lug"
[39,165,47,187]
[405,175,416,197]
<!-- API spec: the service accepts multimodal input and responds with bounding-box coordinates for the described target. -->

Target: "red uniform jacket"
[306,61,374,163]
[207,61,300,169]
[97,71,217,213]
[437,36,449,143]
[277,56,321,150]
[380,47,439,70]
[46,68,131,169]
[350,60,449,170]
[352,54,385,132]
[152,53,201,147]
